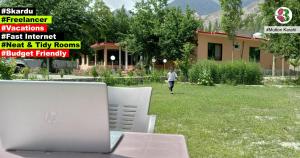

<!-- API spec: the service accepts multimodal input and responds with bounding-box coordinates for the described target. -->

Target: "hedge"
[189,60,263,85]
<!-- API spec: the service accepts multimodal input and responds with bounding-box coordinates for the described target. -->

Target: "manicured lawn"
[146,83,300,158]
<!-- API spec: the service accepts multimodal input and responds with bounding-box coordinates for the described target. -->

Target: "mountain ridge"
[169,0,261,16]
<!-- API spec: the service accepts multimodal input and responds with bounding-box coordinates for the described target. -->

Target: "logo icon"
[275,7,292,24]
[45,112,57,124]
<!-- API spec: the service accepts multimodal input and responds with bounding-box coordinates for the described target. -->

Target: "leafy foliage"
[0,0,203,72]
[189,60,263,85]
[21,67,31,79]
[240,13,264,35]
[176,42,195,81]
[260,0,300,59]
[0,59,16,80]
[289,57,300,76]
[160,7,202,60]
[220,0,243,41]
[125,0,202,69]
[220,0,243,61]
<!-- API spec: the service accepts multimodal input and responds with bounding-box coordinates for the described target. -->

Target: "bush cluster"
[293,77,300,85]
[0,59,16,80]
[98,76,164,86]
[189,60,263,85]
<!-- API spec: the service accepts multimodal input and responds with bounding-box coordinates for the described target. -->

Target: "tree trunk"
[281,57,284,77]
[241,41,245,60]
[47,58,50,80]
[232,40,234,62]
[272,55,275,76]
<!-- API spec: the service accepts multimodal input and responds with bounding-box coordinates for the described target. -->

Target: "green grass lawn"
[146,83,300,158]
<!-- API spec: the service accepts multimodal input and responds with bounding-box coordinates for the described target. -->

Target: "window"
[249,47,260,62]
[208,43,222,61]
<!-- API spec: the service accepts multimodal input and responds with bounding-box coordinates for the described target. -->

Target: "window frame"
[208,42,223,61]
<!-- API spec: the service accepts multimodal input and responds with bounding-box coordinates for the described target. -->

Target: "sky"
[103,0,175,11]
[103,0,136,10]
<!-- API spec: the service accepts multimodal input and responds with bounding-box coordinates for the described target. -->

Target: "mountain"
[201,0,264,27]
[169,0,219,16]
[169,0,262,16]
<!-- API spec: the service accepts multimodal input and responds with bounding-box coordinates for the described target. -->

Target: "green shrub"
[102,75,116,86]
[117,69,123,77]
[197,69,214,86]
[295,77,300,85]
[91,66,98,78]
[59,69,65,78]
[123,77,135,85]
[99,69,116,86]
[189,60,219,85]
[63,68,72,75]
[150,70,164,83]
[189,60,263,85]
[99,69,112,78]
[21,67,31,79]
[0,59,16,80]
[127,70,134,77]
[135,69,146,77]
[29,74,38,80]
[219,61,246,85]
[39,68,49,80]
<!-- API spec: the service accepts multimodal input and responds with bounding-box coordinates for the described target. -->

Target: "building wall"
[196,33,289,70]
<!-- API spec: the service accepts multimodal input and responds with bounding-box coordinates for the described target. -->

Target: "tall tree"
[261,0,300,59]
[127,0,202,71]
[128,0,168,70]
[177,42,196,81]
[240,13,263,35]
[213,19,221,32]
[261,0,300,76]
[289,57,300,77]
[160,7,202,61]
[110,6,131,42]
[220,0,243,62]
[0,0,95,73]
[0,0,95,57]
[207,21,212,32]
[89,0,114,42]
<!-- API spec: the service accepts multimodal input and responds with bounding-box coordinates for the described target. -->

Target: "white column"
[46,58,49,80]
[272,55,275,76]
[282,56,284,77]
[104,47,108,67]
[86,55,89,66]
[140,56,143,67]
[94,51,97,66]
[125,48,128,70]
[81,54,85,65]
[119,47,122,69]
[76,58,79,69]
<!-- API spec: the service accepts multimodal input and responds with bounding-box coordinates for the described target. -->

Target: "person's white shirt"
[167,71,177,81]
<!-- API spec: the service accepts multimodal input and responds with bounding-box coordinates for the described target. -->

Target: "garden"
[2,62,300,158]
[1,58,300,158]
[0,0,299,157]
[149,83,300,158]
[1,58,300,86]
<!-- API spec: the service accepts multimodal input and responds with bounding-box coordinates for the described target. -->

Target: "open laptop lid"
[0,81,111,153]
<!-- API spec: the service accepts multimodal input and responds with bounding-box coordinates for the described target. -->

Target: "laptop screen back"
[0,81,110,153]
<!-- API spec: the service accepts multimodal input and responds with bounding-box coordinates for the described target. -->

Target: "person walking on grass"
[167,67,177,94]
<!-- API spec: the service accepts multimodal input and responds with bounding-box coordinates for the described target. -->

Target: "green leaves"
[0,59,16,80]
[220,0,243,40]
[261,0,300,59]
[177,42,196,81]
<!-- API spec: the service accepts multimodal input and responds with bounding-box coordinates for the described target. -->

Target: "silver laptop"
[0,81,123,153]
